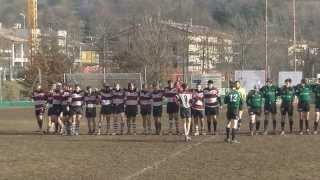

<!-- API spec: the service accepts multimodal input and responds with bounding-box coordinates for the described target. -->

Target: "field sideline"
[0,108,319,180]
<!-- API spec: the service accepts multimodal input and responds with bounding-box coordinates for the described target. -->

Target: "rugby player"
[224,82,243,144]
[61,84,71,135]
[113,83,126,135]
[125,83,139,135]
[295,79,312,135]
[46,86,55,133]
[52,83,64,134]
[139,84,152,135]
[279,79,295,135]
[260,79,279,135]
[152,82,164,135]
[312,78,320,135]
[203,80,221,135]
[32,84,47,133]
[70,84,84,136]
[176,83,193,142]
[164,80,180,135]
[98,84,113,135]
[246,85,263,136]
[235,81,246,130]
[84,86,98,134]
[192,83,205,136]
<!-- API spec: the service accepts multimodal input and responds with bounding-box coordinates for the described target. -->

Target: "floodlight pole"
[293,0,297,71]
[265,0,268,80]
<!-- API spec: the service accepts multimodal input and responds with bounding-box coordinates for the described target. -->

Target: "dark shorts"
[205,107,219,116]
[264,103,277,114]
[227,109,239,120]
[192,109,204,118]
[140,105,152,116]
[167,102,179,114]
[239,103,243,111]
[298,102,310,112]
[62,105,71,116]
[180,107,192,119]
[113,104,125,114]
[71,106,83,115]
[47,107,54,116]
[281,102,294,116]
[53,104,62,116]
[100,105,113,115]
[35,107,45,116]
[153,106,163,117]
[249,107,262,116]
[86,108,96,118]
[125,105,138,118]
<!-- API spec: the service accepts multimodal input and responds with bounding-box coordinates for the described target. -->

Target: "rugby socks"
[71,123,76,135]
[132,118,136,134]
[299,119,303,132]
[281,117,285,131]
[113,118,118,135]
[120,122,125,135]
[264,119,269,132]
[231,128,236,140]
[289,119,294,133]
[237,119,242,129]
[147,116,151,134]
[207,120,211,134]
[226,128,230,139]
[256,120,261,131]
[273,119,277,131]
[106,119,110,134]
[127,119,131,134]
[314,121,319,131]
[213,120,217,133]
[305,120,309,130]
[249,122,253,132]
[75,124,80,135]
[169,117,173,133]
[175,119,180,134]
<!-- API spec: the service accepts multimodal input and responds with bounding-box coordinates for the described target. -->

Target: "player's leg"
[212,114,218,135]
[199,111,205,135]
[75,114,81,136]
[174,113,180,135]
[92,109,97,134]
[280,105,286,135]
[225,110,232,142]
[256,110,261,133]
[168,112,173,134]
[106,113,111,135]
[272,103,277,133]
[263,106,270,135]
[305,111,310,134]
[237,110,243,130]
[299,111,304,135]
[231,117,240,143]
[249,112,255,136]
[97,113,104,135]
[185,117,192,141]
[146,114,151,135]
[120,112,126,135]
[207,115,212,135]
[314,108,320,134]
[142,114,147,134]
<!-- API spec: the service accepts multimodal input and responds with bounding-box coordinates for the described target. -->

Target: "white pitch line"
[123,136,215,180]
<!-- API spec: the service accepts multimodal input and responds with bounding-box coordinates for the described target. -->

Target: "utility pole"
[293,0,297,71]
[265,0,269,80]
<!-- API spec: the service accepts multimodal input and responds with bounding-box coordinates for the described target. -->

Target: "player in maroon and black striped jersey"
[125,83,139,135]
[152,82,164,135]
[46,87,55,133]
[70,84,84,136]
[52,83,65,134]
[84,86,98,134]
[113,83,126,135]
[61,84,72,135]
[192,83,205,136]
[203,80,222,135]
[164,80,180,135]
[139,84,152,135]
[32,84,47,133]
[98,84,114,135]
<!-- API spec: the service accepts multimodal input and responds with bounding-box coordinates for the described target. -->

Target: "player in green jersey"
[279,79,295,135]
[224,82,243,144]
[246,85,263,136]
[312,78,320,134]
[260,79,279,135]
[295,79,312,135]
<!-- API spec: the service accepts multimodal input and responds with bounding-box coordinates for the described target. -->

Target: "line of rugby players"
[31,80,222,138]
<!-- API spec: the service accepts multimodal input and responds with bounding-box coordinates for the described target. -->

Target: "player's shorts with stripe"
[52,104,62,116]
[47,107,54,116]
[167,102,179,114]
[86,108,96,118]
[192,109,204,118]
[100,105,113,115]
[264,103,277,114]
[35,107,45,116]
[205,107,219,116]
[227,109,239,120]
[113,104,125,114]
[126,105,138,118]
[153,106,163,117]
[248,107,262,116]
[180,107,191,119]
[281,102,294,116]
[140,105,152,116]
[62,105,71,116]
[298,101,310,112]
[71,106,83,115]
